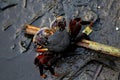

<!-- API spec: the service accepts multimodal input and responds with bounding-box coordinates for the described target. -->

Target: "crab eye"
[50,16,66,31]
[33,27,53,45]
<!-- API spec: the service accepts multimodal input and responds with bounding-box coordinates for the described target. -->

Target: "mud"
[0,0,120,80]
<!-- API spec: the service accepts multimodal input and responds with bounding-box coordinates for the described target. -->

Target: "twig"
[93,64,103,80]
[2,23,12,31]
[0,4,17,11]
[29,12,44,25]
[27,5,53,25]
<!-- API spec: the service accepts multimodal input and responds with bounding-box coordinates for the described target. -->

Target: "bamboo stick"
[77,40,120,57]
[24,24,120,57]
[25,24,40,35]
[36,48,48,52]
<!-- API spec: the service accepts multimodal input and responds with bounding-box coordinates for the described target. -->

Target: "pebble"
[116,27,119,31]
[10,44,16,50]
[97,6,101,9]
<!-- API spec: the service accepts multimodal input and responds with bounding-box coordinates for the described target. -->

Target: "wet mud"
[0,0,120,80]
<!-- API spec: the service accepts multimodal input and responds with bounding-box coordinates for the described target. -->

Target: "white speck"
[97,6,101,9]
[116,27,119,31]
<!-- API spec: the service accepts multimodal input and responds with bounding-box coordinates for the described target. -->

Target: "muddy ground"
[0,0,120,80]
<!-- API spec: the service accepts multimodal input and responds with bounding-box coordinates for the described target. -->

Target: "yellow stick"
[77,40,120,57]
[24,24,120,57]
[25,24,40,35]
[36,48,48,52]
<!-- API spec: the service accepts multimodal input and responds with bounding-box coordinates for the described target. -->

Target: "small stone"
[116,27,119,31]
[11,44,16,50]
[97,6,101,9]
[19,41,27,53]
[18,38,32,53]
